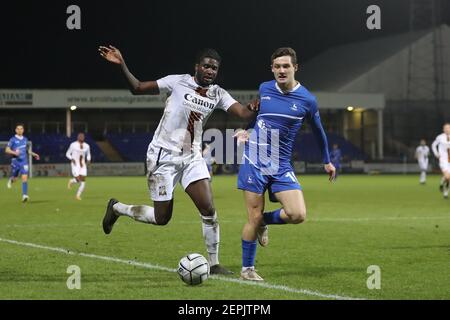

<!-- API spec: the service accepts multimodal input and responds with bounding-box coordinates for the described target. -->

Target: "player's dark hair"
[271,47,298,65]
[15,123,25,129]
[196,48,221,65]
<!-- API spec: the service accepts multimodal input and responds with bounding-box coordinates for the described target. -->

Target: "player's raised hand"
[98,45,124,65]
[324,162,336,182]
[233,129,250,146]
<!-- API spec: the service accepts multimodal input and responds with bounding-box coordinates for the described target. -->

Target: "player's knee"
[200,205,216,218]
[154,209,172,226]
[286,209,306,224]
[247,210,263,226]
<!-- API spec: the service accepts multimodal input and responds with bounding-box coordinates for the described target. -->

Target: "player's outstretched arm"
[431,138,440,158]
[308,101,335,181]
[227,99,259,120]
[31,152,40,161]
[98,45,159,95]
[87,146,92,164]
[5,146,19,157]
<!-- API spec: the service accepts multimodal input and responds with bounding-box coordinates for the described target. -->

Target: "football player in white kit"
[98,46,258,274]
[415,139,429,184]
[66,133,91,200]
[431,123,450,198]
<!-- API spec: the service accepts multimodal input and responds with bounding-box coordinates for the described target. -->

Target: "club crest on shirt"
[159,185,167,196]
[257,119,267,131]
[206,87,217,99]
[291,103,298,111]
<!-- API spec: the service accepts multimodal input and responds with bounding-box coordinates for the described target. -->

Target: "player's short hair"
[271,47,298,65]
[15,123,25,129]
[196,48,221,65]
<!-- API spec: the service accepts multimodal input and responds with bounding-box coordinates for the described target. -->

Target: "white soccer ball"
[177,253,210,286]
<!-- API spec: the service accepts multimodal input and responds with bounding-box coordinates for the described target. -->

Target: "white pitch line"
[310,216,450,222]
[0,237,364,300]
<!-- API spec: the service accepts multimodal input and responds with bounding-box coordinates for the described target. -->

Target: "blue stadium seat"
[106,133,153,162]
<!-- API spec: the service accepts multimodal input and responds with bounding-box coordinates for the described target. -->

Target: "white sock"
[444,182,449,197]
[420,171,426,183]
[441,177,446,186]
[113,202,156,224]
[77,182,85,197]
[242,266,254,272]
[201,212,220,266]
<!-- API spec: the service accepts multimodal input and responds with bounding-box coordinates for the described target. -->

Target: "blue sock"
[242,239,257,268]
[263,208,286,225]
[22,181,28,196]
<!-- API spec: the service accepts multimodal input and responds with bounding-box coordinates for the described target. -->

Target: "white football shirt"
[66,141,91,167]
[415,145,429,163]
[152,74,237,153]
[431,133,450,158]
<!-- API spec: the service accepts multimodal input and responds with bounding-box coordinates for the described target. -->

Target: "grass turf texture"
[0,175,449,300]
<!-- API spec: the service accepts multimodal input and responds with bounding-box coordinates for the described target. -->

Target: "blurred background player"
[202,143,215,177]
[236,48,336,281]
[415,139,429,185]
[431,123,450,195]
[98,45,258,275]
[437,139,450,199]
[66,133,91,200]
[5,123,40,202]
[330,143,342,179]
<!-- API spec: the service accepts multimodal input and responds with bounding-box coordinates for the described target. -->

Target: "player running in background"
[98,45,258,274]
[330,143,342,179]
[415,139,429,185]
[431,123,450,196]
[5,123,40,202]
[66,133,91,200]
[236,48,335,281]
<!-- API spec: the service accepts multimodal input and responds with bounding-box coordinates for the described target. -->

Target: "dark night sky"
[1,0,449,90]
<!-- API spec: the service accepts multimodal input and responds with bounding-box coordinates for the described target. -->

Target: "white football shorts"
[418,159,428,171]
[146,144,210,201]
[439,159,450,174]
[71,164,87,177]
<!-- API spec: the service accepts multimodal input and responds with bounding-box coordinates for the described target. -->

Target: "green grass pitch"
[0,174,449,300]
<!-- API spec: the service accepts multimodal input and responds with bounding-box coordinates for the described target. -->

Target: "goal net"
[0,141,34,178]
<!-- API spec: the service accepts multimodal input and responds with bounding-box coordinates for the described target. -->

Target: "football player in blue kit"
[5,123,40,202]
[237,48,336,281]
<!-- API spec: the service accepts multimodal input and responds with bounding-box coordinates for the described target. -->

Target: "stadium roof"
[300,24,450,101]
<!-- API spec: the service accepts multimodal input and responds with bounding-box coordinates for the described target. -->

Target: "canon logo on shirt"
[184,94,214,110]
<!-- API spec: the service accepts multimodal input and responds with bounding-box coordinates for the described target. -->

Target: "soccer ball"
[177,253,210,286]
